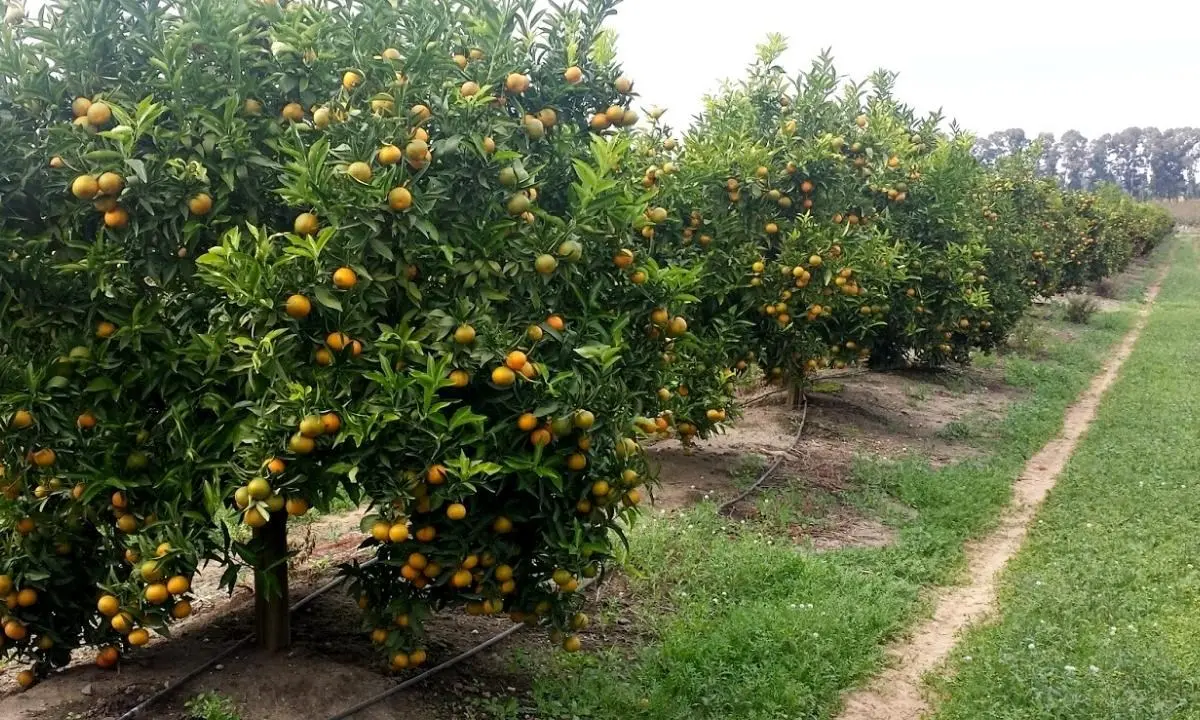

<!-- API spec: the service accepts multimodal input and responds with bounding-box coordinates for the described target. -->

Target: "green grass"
[185,692,242,720]
[511,258,1152,720]
[929,236,1199,719]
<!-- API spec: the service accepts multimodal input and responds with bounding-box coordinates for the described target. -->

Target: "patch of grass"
[185,692,242,720]
[935,420,975,441]
[929,238,1195,719]
[1063,294,1099,324]
[510,254,1143,720]
[809,380,844,394]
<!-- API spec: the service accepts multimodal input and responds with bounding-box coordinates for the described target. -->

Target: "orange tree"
[0,0,690,680]
[639,41,984,408]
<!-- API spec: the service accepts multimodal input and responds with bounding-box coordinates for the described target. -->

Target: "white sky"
[19,0,1199,138]
[606,0,1200,138]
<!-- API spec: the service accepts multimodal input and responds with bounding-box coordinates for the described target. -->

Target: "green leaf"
[313,286,343,311]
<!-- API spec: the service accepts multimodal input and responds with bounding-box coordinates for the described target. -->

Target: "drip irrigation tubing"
[112,402,807,719]
[112,558,376,720]
[716,398,808,514]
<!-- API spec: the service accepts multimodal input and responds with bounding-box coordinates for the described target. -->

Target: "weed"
[1064,294,1099,324]
[185,692,242,720]
[936,421,974,441]
[1092,276,1117,298]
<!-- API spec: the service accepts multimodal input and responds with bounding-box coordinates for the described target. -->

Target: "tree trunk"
[789,381,804,407]
[254,512,290,651]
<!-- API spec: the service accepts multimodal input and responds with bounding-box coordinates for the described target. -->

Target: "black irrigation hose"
[320,574,605,720]
[114,402,808,720]
[113,558,376,720]
[322,622,527,720]
[716,398,808,515]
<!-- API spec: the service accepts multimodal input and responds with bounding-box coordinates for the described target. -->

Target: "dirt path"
[834,269,1167,720]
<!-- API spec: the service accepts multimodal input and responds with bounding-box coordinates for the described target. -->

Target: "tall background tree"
[974,126,1200,198]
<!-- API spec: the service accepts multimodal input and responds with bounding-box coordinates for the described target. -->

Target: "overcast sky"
[17,0,1199,138]
[605,0,1200,138]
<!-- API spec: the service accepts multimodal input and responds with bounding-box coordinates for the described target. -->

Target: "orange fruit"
[16,670,34,688]
[342,70,363,90]
[453,324,476,344]
[378,144,402,166]
[409,648,427,666]
[11,409,33,428]
[315,348,334,366]
[97,594,120,617]
[505,73,529,93]
[388,186,413,211]
[111,613,132,634]
[546,315,565,332]
[244,507,268,527]
[491,366,516,386]
[96,320,117,338]
[448,369,470,387]
[347,161,372,182]
[188,193,213,216]
[71,174,99,199]
[171,600,192,619]
[32,448,55,467]
[298,415,324,439]
[505,350,527,370]
[144,583,169,604]
[4,619,26,640]
[460,81,480,97]
[566,453,587,471]
[332,266,358,290]
[564,66,583,84]
[96,646,119,669]
[517,413,538,431]
[451,569,472,588]
[530,428,552,446]
[390,652,410,670]
[321,412,341,434]
[86,101,112,127]
[72,96,92,117]
[103,207,129,229]
[427,464,447,485]
[285,497,309,516]
[128,628,150,647]
[614,76,633,93]
[16,588,37,607]
[388,523,408,543]
[285,294,311,319]
[371,521,391,542]
[97,171,124,195]
[326,331,349,351]
[446,503,467,520]
[167,575,190,595]
[294,212,319,235]
[492,516,513,533]
[534,254,557,274]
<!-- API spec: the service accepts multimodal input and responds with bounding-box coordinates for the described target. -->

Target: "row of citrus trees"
[0,0,1172,687]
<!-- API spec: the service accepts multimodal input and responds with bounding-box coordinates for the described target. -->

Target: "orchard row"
[0,0,1170,686]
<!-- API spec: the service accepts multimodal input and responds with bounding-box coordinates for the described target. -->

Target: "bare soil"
[833,269,1165,720]
[0,322,1034,720]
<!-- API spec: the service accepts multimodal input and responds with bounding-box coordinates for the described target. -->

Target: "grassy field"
[498,268,1150,719]
[929,236,1200,718]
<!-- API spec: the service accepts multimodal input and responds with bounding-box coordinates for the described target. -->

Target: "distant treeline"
[974,128,1200,199]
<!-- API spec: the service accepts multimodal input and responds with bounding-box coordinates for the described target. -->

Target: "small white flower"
[1064,665,1076,672]
[963,655,973,662]
[1028,642,1036,650]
